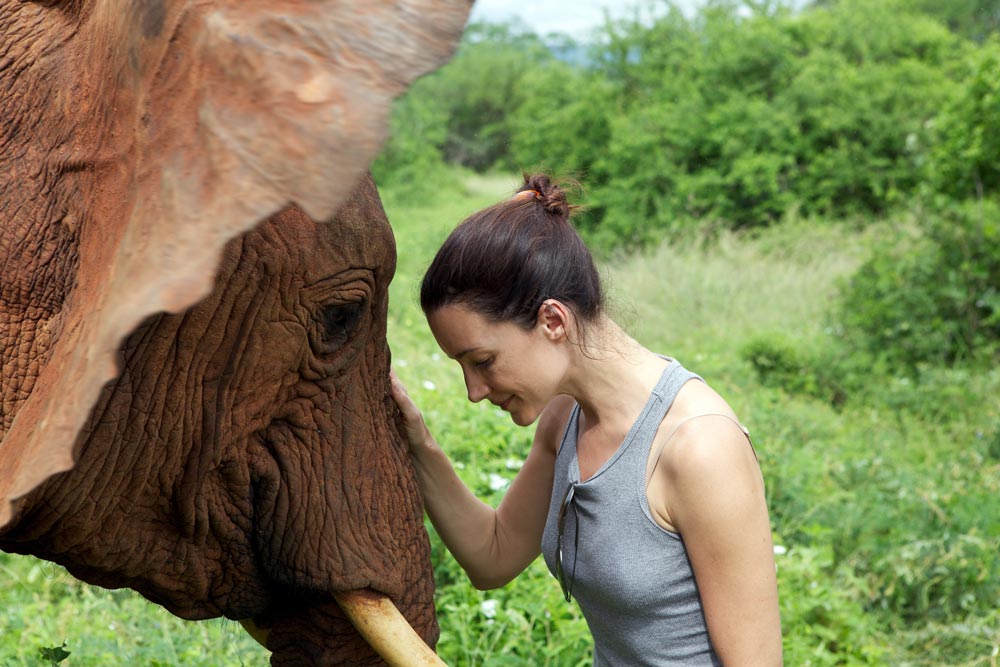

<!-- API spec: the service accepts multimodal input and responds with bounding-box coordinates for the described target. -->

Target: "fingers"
[389,366,430,449]
[389,367,417,412]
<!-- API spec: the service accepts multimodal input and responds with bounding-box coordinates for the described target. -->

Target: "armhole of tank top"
[644,412,756,489]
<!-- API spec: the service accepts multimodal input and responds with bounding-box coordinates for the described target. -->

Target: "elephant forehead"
[244,204,393,286]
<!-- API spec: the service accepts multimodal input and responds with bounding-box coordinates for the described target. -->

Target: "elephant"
[0,1,471,665]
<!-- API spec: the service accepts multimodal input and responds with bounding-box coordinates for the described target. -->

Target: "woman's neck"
[560,316,671,434]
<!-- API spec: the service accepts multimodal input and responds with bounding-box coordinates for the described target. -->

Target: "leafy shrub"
[374,20,558,200]
[776,543,890,666]
[869,534,1000,623]
[897,0,1000,42]
[893,609,1000,667]
[375,0,981,248]
[926,35,1000,201]
[429,22,554,171]
[741,334,854,407]
[835,198,1000,371]
[371,83,453,202]
[507,61,617,184]
[578,0,966,243]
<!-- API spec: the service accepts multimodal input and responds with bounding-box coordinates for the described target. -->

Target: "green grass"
[2,171,998,666]
[0,554,267,666]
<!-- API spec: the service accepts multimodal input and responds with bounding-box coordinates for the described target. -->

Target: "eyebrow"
[451,347,480,361]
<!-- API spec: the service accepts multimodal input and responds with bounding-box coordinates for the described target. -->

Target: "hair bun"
[519,173,575,219]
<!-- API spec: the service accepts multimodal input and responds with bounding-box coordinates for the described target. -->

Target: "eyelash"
[474,357,494,369]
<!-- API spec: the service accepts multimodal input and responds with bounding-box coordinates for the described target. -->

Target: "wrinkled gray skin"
[0,181,438,666]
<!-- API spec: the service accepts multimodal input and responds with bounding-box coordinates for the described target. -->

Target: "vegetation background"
[2,0,998,665]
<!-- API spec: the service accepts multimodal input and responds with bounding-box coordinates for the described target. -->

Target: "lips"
[496,396,513,411]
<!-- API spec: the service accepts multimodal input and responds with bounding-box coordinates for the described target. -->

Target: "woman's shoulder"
[656,378,752,474]
[675,374,736,416]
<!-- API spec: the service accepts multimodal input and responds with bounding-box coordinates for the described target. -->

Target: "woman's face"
[427,304,567,426]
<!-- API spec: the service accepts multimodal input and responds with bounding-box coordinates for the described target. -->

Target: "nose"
[463,369,490,403]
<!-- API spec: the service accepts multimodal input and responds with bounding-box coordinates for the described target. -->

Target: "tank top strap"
[554,358,704,484]
[644,413,756,487]
[632,359,701,434]
[644,359,699,425]
[554,402,582,459]
[617,360,702,468]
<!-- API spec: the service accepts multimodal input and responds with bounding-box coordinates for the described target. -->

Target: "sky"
[467,0,700,39]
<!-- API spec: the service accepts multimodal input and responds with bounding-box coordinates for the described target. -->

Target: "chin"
[510,408,538,427]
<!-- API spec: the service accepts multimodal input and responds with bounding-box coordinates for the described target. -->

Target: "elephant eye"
[319,301,365,347]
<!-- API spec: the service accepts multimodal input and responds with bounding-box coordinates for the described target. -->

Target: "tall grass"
[606,220,870,374]
[2,172,997,666]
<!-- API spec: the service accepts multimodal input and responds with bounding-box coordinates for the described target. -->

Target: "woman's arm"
[390,369,572,589]
[657,415,783,666]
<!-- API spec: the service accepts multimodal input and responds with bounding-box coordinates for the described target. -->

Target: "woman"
[390,174,782,666]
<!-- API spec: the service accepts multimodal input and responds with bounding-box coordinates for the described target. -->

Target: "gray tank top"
[540,359,725,667]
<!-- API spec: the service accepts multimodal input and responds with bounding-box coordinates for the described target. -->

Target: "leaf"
[38,643,71,665]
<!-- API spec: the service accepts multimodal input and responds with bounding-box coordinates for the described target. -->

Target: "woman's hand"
[389,367,434,453]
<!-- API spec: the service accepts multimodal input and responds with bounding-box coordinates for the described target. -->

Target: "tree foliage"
[836,199,1000,371]
[379,1,981,237]
[813,0,1000,42]
[584,0,966,238]
[376,0,1000,377]
[927,36,1000,200]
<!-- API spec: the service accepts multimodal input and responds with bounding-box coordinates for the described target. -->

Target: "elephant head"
[0,1,471,665]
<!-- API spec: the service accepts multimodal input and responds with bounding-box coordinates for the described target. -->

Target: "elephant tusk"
[334,589,449,667]
[239,618,271,648]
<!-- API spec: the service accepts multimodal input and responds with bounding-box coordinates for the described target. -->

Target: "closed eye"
[474,357,494,369]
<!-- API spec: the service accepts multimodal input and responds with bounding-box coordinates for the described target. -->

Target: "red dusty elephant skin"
[0,1,471,665]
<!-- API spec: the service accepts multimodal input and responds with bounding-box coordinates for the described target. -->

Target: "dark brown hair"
[420,174,604,332]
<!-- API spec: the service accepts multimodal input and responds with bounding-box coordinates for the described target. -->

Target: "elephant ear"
[0,0,471,527]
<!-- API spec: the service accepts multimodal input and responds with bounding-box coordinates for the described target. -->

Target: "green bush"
[926,36,1000,201]
[835,199,1000,371]
[776,543,889,666]
[374,20,559,201]
[371,83,452,202]
[741,334,852,407]
[374,0,981,247]
[507,61,617,183]
[848,0,1000,42]
[417,22,554,171]
[577,0,965,243]
[870,534,1000,623]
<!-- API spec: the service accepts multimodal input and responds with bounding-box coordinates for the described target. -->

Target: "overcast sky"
[467,0,700,38]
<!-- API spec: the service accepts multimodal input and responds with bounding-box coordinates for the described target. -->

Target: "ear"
[0,0,472,527]
[536,299,573,342]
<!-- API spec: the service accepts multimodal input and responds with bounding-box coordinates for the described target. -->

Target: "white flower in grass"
[480,598,499,619]
[505,458,524,470]
[422,380,436,391]
[773,545,787,556]
[431,353,442,362]
[488,473,509,491]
